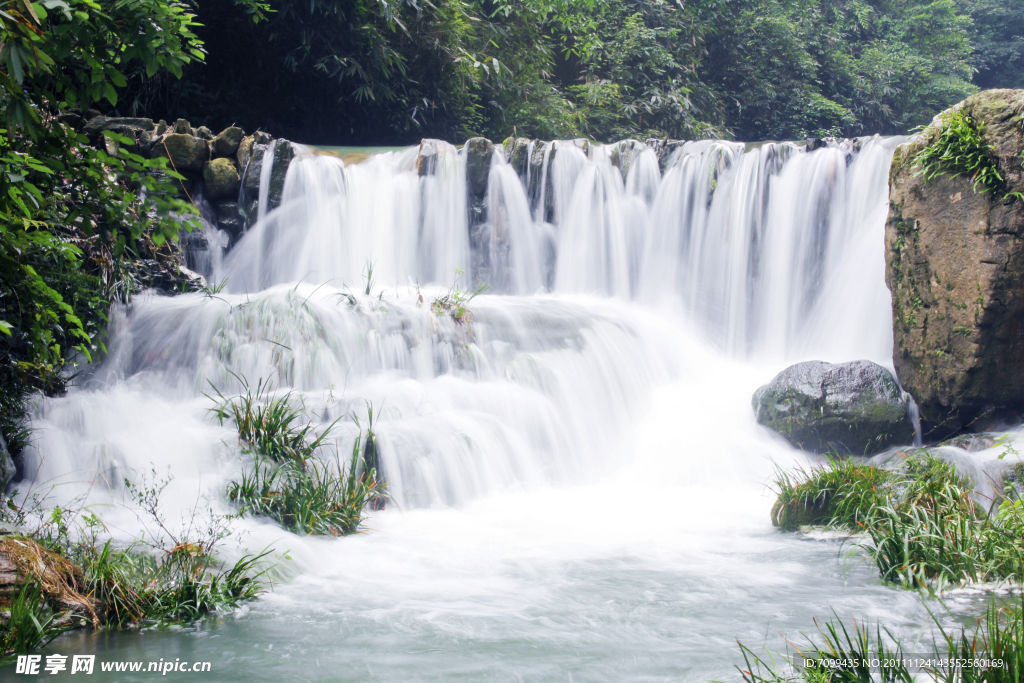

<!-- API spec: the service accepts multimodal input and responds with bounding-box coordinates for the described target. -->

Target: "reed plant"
[227,434,384,536]
[770,456,893,530]
[736,595,1024,683]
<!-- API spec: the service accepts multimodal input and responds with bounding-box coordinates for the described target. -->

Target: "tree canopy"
[116,0,1007,145]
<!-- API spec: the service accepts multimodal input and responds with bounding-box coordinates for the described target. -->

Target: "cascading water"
[15,134,995,681]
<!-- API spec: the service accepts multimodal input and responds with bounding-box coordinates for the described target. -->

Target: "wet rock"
[416,139,443,176]
[0,433,14,492]
[609,139,643,181]
[806,137,828,151]
[267,139,297,210]
[213,126,244,158]
[505,137,532,176]
[82,116,154,138]
[236,135,256,171]
[464,137,494,202]
[753,360,914,455]
[886,89,1024,440]
[215,201,244,239]
[203,157,240,200]
[159,133,208,172]
[937,433,998,453]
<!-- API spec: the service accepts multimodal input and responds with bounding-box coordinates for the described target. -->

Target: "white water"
[14,134,988,681]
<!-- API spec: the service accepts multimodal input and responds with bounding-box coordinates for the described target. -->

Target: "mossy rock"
[159,133,208,172]
[213,126,244,158]
[203,157,240,200]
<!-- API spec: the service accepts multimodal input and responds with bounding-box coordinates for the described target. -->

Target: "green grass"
[227,434,384,536]
[736,595,1024,683]
[0,583,76,664]
[772,452,1024,590]
[770,456,893,530]
[741,593,1024,679]
[209,375,336,467]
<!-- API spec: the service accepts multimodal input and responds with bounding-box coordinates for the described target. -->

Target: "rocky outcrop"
[886,89,1024,440]
[753,360,914,455]
[75,114,303,264]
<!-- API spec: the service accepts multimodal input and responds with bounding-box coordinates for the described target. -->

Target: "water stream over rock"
[17,135,998,681]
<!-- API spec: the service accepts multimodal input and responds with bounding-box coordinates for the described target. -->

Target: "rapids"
[14,135,994,681]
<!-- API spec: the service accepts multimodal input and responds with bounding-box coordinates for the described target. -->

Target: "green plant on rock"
[227,433,384,536]
[912,110,1023,201]
[770,455,892,530]
[208,375,336,467]
[431,268,489,326]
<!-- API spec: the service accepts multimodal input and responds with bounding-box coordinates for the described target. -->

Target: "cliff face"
[886,89,1024,440]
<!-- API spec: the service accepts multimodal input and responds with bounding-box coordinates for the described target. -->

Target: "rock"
[215,201,244,238]
[609,139,643,181]
[416,139,443,176]
[505,137,532,176]
[237,135,256,170]
[159,133,208,172]
[239,139,297,212]
[267,139,297,210]
[464,137,494,202]
[753,360,914,455]
[806,137,828,151]
[82,116,154,139]
[886,89,1024,440]
[173,118,191,134]
[0,433,14,492]
[194,126,214,140]
[155,120,168,136]
[646,139,687,173]
[937,433,998,452]
[203,157,240,200]
[213,126,244,158]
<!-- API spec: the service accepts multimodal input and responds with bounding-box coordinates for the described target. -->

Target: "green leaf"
[0,320,13,336]
[104,82,117,106]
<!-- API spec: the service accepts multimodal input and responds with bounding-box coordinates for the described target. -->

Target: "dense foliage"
[115,0,1013,145]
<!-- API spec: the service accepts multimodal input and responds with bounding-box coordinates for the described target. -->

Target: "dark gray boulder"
[82,116,154,138]
[464,137,494,202]
[159,133,208,172]
[214,201,244,239]
[752,360,915,455]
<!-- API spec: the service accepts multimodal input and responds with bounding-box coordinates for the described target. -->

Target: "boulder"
[753,360,914,455]
[173,118,191,135]
[213,126,244,158]
[886,89,1024,440]
[159,133,208,172]
[194,125,214,140]
[203,157,240,200]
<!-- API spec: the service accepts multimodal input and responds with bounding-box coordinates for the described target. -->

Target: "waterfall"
[13,133,936,679]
